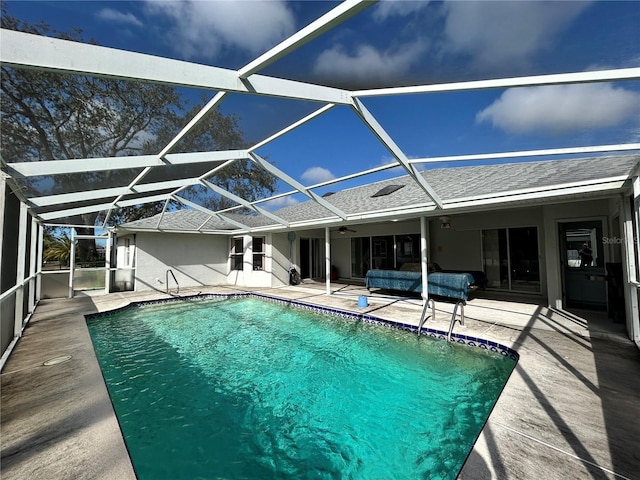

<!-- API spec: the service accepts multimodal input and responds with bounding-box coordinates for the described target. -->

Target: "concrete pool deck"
[1,284,639,479]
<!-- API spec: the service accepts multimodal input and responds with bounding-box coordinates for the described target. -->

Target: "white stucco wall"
[271,232,291,287]
[134,232,228,291]
[331,237,351,279]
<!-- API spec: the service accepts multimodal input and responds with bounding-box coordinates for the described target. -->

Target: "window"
[372,236,394,269]
[231,237,243,271]
[252,236,265,271]
[395,234,421,269]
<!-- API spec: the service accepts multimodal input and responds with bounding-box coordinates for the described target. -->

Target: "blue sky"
[5,0,640,208]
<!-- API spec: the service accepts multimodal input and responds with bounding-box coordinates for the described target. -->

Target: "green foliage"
[42,232,74,267]
[1,6,276,230]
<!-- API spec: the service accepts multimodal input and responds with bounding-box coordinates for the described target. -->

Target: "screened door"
[559,221,606,310]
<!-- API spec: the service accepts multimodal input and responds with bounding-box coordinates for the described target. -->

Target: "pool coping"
[85,291,519,362]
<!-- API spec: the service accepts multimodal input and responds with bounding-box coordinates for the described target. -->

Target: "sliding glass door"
[350,234,421,278]
[483,227,540,293]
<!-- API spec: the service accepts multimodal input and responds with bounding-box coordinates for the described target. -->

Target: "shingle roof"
[118,154,639,233]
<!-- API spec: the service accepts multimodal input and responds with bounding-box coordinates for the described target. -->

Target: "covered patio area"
[1,285,638,479]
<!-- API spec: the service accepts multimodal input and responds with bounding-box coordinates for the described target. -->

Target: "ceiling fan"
[335,226,357,234]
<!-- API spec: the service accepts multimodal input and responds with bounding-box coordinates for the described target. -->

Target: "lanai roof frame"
[1,0,639,232]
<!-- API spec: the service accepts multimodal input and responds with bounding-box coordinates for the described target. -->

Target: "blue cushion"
[365,270,473,300]
[365,270,422,293]
[427,272,473,301]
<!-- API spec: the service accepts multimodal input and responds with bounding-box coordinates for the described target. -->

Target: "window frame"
[231,237,244,271]
[252,236,265,271]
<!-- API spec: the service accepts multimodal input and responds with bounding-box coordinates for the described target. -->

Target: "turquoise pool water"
[87,296,517,479]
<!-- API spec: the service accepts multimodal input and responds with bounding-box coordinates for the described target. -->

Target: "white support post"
[68,230,76,298]
[420,217,429,303]
[0,178,5,297]
[14,203,28,337]
[629,179,640,344]
[325,227,331,296]
[105,230,112,294]
[36,223,43,302]
[28,216,38,312]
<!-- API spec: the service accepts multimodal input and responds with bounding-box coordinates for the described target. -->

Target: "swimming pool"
[87,294,518,479]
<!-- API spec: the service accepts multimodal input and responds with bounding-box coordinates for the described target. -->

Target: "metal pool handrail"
[446,302,465,342]
[166,269,179,295]
[417,298,435,335]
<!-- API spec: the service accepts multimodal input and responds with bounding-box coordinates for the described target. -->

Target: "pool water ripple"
[87,297,516,479]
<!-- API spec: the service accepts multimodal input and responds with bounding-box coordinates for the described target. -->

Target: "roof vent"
[322,192,335,197]
[371,184,405,198]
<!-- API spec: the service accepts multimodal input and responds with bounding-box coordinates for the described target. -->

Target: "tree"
[42,232,74,267]
[1,6,276,251]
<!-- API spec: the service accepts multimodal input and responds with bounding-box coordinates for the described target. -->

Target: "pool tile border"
[86,292,519,361]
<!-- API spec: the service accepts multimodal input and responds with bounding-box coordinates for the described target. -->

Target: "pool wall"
[86,292,519,362]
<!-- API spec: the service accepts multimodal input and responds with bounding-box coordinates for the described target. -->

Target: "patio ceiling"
[1,0,640,233]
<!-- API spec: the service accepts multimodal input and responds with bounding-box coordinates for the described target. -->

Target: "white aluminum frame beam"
[7,150,248,177]
[351,97,444,208]
[354,67,640,97]
[102,92,230,226]
[22,142,640,222]
[30,178,200,207]
[117,193,175,208]
[249,152,347,220]
[201,179,289,227]
[441,179,627,210]
[0,29,352,105]
[239,0,375,78]
[172,196,251,231]
[38,202,114,221]
[37,193,173,221]
[409,143,640,165]
[249,143,640,203]
[249,104,336,152]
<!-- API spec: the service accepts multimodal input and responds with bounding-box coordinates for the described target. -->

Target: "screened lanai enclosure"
[2,0,640,365]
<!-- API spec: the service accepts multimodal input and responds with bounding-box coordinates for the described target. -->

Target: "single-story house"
[115,154,640,347]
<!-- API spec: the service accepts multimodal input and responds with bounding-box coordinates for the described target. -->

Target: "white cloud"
[301,167,336,184]
[263,196,299,210]
[476,83,640,134]
[96,8,143,27]
[443,1,592,67]
[143,0,295,60]
[372,0,430,22]
[313,40,427,84]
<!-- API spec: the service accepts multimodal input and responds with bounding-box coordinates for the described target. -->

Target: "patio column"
[105,230,112,295]
[68,230,76,298]
[36,223,43,302]
[624,180,640,345]
[325,226,331,296]
[28,216,38,313]
[420,217,429,303]
[14,203,28,337]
